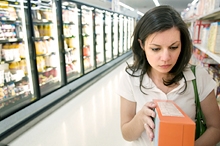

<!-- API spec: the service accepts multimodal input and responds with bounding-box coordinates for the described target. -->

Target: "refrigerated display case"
[94,8,104,67]
[61,1,82,82]
[123,16,128,52]
[81,5,95,73]
[28,0,62,96]
[0,0,134,143]
[104,11,112,62]
[118,14,123,55]
[113,13,118,58]
[0,0,35,120]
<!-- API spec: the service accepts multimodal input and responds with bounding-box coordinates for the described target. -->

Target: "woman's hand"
[138,102,156,141]
[120,98,157,141]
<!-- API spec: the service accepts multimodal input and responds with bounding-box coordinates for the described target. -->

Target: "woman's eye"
[151,48,160,51]
[170,46,178,50]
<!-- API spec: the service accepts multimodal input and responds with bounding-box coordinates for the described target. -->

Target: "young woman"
[117,5,220,146]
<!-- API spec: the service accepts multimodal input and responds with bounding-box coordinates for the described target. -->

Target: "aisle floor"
[9,58,133,146]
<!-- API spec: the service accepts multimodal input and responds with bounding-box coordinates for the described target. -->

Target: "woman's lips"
[159,64,172,68]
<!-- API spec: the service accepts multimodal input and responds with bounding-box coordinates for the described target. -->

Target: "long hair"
[126,5,193,94]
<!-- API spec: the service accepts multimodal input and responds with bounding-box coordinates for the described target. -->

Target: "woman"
[117,5,220,146]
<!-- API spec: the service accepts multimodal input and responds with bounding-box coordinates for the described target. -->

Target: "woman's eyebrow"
[149,41,180,46]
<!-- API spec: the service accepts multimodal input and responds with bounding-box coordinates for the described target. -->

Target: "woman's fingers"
[143,102,156,141]
[144,114,155,129]
[144,102,156,118]
[143,118,155,141]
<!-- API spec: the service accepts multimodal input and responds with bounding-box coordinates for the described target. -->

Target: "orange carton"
[153,100,195,146]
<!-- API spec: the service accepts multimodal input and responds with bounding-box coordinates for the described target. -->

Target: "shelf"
[33,20,53,25]
[38,66,57,74]
[0,18,21,23]
[0,90,31,104]
[194,44,220,64]
[184,8,220,22]
[64,36,75,39]
[34,36,53,41]
[0,38,23,43]
[36,52,56,57]
[198,7,220,20]
[62,5,76,11]
[63,22,75,25]
[39,76,58,87]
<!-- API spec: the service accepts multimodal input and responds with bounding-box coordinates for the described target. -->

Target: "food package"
[153,100,195,146]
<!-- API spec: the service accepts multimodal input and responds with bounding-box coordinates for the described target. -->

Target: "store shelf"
[194,44,220,64]
[198,7,220,20]
[0,38,23,43]
[184,8,220,23]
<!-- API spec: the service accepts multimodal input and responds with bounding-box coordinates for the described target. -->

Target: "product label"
[157,102,184,117]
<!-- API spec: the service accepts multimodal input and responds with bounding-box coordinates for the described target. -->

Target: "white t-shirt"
[117,65,216,146]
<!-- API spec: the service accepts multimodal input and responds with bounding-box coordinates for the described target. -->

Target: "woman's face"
[140,27,181,74]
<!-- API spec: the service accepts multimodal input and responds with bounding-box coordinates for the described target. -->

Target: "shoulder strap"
[191,65,203,116]
[191,65,199,105]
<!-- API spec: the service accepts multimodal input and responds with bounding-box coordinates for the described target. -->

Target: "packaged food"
[153,100,195,146]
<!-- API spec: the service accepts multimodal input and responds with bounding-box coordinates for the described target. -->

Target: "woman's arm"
[195,90,220,146]
[120,97,156,141]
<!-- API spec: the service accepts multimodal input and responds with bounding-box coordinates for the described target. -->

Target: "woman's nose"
[161,49,171,61]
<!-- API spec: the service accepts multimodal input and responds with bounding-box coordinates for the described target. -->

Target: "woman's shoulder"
[194,65,211,76]
[121,68,146,86]
[124,68,142,76]
[183,65,210,81]
[184,65,208,74]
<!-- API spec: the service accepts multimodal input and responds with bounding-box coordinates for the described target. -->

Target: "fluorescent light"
[153,0,160,6]
[191,0,199,5]
[137,11,144,16]
[119,2,134,11]
[62,2,68,6]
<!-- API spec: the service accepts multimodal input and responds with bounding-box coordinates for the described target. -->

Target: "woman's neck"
[148,70,178,94]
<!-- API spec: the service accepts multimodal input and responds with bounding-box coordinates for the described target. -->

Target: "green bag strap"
[191,65,206,123]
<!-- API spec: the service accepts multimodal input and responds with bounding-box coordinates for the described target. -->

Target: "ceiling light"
[153,0,160,6]
[119,2,134,11]
[191,0,199,5]
[137,11,144,16]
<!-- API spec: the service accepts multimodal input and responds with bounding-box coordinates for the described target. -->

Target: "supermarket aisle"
[8,57,133,146]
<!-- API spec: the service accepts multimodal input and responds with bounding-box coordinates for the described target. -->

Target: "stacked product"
[62,2,82,80]
[94,9,104,66]
[30,0,62,96]
[207,22,220,54]
[81,5,94,73]
[0,1,33,114]
[181,0,220,20]
[192,20,210,44]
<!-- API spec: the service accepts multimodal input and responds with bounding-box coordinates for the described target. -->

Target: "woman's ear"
[138,39,144,50]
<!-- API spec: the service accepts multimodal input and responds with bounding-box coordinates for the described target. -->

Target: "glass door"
[123,16,128,52]
[29,0,62,96]
[127,17,131,51]
[94,8,104,67]
[0,0,35,120]
[62,1,82,82]
[104,11,112,62]
[118,14,123,55]
[130,17,134,45]
[113,13,118,58]
[81,5,95,73]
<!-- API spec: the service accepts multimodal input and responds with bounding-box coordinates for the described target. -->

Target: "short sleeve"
[116,70,136,102]
[195,66,217,101]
